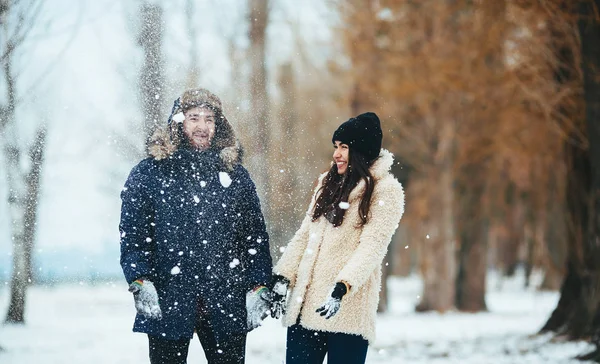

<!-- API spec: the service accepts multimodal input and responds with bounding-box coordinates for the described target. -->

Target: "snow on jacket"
[274,149,404,344]
[119,141,272,341]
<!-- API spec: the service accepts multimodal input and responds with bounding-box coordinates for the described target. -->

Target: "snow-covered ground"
[0,273,594,363]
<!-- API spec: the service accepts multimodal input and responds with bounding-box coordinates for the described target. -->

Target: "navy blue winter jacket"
[119,147,272,340]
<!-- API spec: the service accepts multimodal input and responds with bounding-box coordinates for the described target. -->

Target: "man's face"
[183,106,216,150]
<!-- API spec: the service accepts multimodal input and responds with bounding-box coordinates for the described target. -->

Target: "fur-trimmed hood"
[147,88,243,171]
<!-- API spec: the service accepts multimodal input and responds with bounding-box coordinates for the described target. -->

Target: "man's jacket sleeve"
[235,167,273,290]
[119,161,156,284]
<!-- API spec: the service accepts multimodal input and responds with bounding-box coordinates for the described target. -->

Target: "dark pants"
[286,323,369,364]
[148,301,246,364]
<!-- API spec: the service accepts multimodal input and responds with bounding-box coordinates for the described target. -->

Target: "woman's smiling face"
[333,141,350,174]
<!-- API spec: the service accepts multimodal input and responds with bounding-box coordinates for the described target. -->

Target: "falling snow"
[172,112,185,123]
[229,258,240,268]
[218,172,232,188]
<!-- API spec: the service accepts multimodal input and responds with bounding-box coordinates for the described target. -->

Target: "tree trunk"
[509,197,525,277]
[184,0,199,88]
[1,0,46,326]
[542,0,600,346]
[348,0,378,116]
[138,1,165,152]
[2,52,23,324]
[574,1,600,359]
[539,196,567,291]
[3,142,27,324]
[392,225,412,277]
[498,184,524,278]
[455,169,488,312]
[248,0,270,205]
[454,0,505,310]
[270,62,300,258]
[4,126,47,323]
[416,157,456,312]
[524,221,535,288]
[378,254,391,313]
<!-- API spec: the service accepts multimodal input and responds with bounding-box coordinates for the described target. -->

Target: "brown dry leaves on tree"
[333,0,581,310]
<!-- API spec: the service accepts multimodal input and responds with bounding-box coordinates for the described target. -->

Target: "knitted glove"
[269,275,289,319]
[128,279,162,320]
[246,286,271,330]
[316,282,349,319]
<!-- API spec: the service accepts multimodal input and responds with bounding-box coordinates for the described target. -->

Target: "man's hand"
[315,282,349,319]
[269,275,289,319]
[129,279,162,320]
[246,286,271,330]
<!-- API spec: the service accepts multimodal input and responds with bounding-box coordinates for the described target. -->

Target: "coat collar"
[348,149,394,202]
[149,128,243,171]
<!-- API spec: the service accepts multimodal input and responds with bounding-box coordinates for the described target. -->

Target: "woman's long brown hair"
[312,150,377,227]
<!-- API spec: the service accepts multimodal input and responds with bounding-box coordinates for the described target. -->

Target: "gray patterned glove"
[128,279,162,320]
[316,282,348,319]
[246,286,271,330]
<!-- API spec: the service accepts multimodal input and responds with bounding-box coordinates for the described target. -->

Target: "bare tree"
[247,0,270,202]
[184,0,199,88]
[537,0,586,339]
[538,1,600,361]
[0,0,45,323]
[453,0,508,312]
[138,0,165,152]
[268,62,300,254]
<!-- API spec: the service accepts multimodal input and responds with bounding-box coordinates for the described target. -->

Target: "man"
[119,88,273,364]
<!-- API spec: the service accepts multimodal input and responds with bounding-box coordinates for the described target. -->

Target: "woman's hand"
[270,275,290,319]
[316,282,348,319]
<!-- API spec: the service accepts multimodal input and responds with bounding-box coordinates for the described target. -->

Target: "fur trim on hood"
[148,88,243,171]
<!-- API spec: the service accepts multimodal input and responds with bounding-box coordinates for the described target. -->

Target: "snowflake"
[219,172,232,188]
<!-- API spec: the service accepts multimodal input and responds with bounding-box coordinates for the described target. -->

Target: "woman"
[271,112,405,364]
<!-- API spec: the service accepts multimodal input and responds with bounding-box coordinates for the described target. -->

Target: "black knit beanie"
[332,112,383,163]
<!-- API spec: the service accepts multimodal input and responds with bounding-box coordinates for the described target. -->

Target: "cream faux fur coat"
[274,149,405,344]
